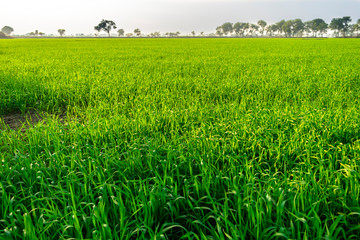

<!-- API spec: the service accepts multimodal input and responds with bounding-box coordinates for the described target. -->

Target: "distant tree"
[257,20,267,36]
[248,24,259,36]
[149,32,160,37]
[0,31,6,38]
[117,29,125,36]
[95,19,117,37]
[233,23,240,36]
[304,21,314,37]
[355,19,360,36]
[349,24,357,36]
[134,28,141,36]
[94,25,101,36]
[314,19,328,37]
[282,19,304,37]
[266,24,277,37]
[330,16,352,37]
[58,29,65,37]
[282,20,293,37]
[28,31,43,37]
[200,32,204,36]
[329,18,342,37]
[292,19,305,36]
[221,22,233,35]
[1,26,14,35]
[233,22,248,37]
[165,32,180,37]
[216,26,224,36]
[191,31,196,36]
[275,20,286,36]
[342,16,352,35]
[305,19,327,37]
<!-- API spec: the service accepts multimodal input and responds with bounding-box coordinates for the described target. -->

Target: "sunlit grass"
[1,38,360,239]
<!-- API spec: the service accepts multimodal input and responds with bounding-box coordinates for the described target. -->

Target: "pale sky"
[1,0,360,35]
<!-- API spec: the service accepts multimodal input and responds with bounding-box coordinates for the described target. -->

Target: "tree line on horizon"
[1,16,360,38]
[93,17,360,38]
[216,17,360,37]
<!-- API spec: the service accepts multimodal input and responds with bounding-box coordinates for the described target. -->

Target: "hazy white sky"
[1,0,360,35]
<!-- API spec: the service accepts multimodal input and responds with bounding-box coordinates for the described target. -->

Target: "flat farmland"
[1,38,360,239]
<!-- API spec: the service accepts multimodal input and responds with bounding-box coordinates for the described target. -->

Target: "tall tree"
[58,29,66,37]
[95,19,117,37]
[330,16,352,37]
[304,21,314,37]
[349,24,357,36]
[249,24,259,37]
[355,19,360,36]
[94,25,101,36]
[265,24,277,37]
[117,29,125,36]
[292,19,305,36]
[216,26,224,36]
[221,22,233,35]
[233,22,246,37]
[282,20,293,37]
[282,19,304,37]
[1,26,14,35]
[275,20,286,36]
[257,20,267,36]
[134,28,141,36]
[313,18,328,37]
[191,31,196,36]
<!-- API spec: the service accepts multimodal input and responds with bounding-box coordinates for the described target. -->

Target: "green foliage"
[282,19,304,37]
[134,28,141,36]
[95,19,117,37]
[1,39,360,239]
[233,22,249,36]
[58,29,66,37]
[330,16,352,37]
[305,19,328,37]
[216,26,224,36]
[117,28,125,36]
[221,22,233,35]
[257,20,267,35]
[1,26,14,35]
[276,20,286,34]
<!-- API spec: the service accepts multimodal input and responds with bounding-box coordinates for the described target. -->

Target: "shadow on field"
[0,111,66,132]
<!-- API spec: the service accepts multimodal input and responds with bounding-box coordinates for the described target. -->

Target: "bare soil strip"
[0,111,66,132]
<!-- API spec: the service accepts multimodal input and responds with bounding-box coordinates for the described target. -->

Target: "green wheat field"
[1,38,360,239]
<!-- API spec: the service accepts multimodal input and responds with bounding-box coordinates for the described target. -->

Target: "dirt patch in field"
[0,111,43,132]
[0,111,66,132]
